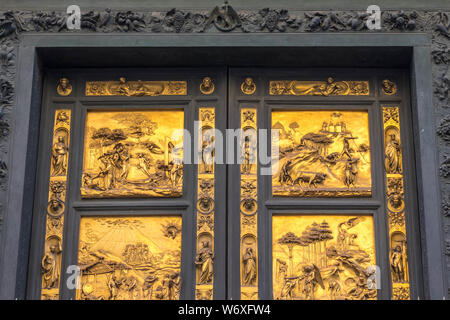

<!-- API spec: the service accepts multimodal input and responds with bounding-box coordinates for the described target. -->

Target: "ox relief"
[273,215,377,300]
[76,216,182,300]
[81,110,184,198]
[272,110,372,197]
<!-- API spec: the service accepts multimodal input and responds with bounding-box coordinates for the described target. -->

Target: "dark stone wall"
[0,1,449,297]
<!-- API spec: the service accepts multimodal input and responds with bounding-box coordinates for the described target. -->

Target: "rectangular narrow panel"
[86,79,187,96]
[41,109,71,300]
[269,79,369,96]
[81,110,184,198]
[382,106,411,300]
[272,110,372,197]
[272,215,377,300]
[240,108,258,300]
[195,108,215,300]
[76,216,182,300]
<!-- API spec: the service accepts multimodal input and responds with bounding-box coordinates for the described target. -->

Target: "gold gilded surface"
[195,107,215,300]
[272,110,372,197]
[382,106,410,300]
[240,108,258,299]
[270,78,369,96]
[41,109,71,300]
[273,215,377,300]
[86,78,187,96]
[76,216,182,300]
[57,78,72,96]
[81,110,184,198]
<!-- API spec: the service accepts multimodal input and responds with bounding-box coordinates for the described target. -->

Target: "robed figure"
[385,133,401,174]
[195,241,214,284]
[41,243,62,289]
[51,136,68,176]
[242,247,257,285]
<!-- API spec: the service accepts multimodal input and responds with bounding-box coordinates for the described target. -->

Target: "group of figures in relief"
[273,216,378,300]
[77,217,182,300]
[272,111,372,197]
[81,111,184,198]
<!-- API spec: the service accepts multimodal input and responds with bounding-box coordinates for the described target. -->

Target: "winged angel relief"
[81,110,184,198]
[272,111,372,197]
[273,215,377,300]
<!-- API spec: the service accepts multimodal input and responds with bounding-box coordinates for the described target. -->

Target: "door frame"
[0,33,445,299]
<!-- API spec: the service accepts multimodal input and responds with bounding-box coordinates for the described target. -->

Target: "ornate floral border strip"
[240,108,258,299]
[41,109,71,300]
[195,107,215,300]
[382,106,411,300]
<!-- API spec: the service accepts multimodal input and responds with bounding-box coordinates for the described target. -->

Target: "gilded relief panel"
[272,110,372,197]
[76,216,182,300]
[273,215,377,300]
[81,110,184,198]
[269,79,369,96]
[85,79,187,96]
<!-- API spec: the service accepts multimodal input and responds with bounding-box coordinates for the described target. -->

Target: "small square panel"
[77,216,182,300]
[273,214,376,300]
[272,110,372,197]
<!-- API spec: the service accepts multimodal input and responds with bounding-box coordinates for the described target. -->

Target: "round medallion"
[57,77,72,96]
[381,79,397,95]
[240,197,257,216]
[196,196,215,215]
[241,77,256,95]
[47,199,65,217]
[200,77,215,95]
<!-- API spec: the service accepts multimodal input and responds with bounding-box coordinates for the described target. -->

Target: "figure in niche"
[195,240,214,284]
[242,247,257,285]
[51,135,68,176]
[41,242,62,289]
[390,245,406,283]
[201,131,215,174]
[241,136,253,174]
[385,133,402,174]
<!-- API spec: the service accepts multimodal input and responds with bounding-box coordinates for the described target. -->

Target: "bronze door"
[28,68,227,300]
[28,67,421,300]
[227,68,422,300]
